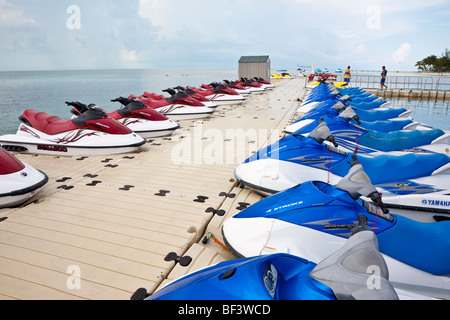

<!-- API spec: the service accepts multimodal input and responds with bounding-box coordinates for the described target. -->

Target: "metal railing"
[336,74,450,91]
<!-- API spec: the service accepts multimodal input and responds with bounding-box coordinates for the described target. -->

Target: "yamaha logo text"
[422,199,450,207]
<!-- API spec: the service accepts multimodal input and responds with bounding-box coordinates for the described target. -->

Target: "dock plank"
[0,78,305,300]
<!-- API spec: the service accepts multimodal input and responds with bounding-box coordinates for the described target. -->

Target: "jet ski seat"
[353,107,409,122]
[131,96,170,108]
[143,92,167,101]
[354,119,413,133]
[359,128,445,152]
[332,152,450,185]
[20,109,77,135]
[378,215,450,275]
[348,101,386,110]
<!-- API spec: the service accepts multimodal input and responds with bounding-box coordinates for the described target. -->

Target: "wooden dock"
[0,78,305,300]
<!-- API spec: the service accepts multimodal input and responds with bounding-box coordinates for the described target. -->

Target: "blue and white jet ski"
[297,99,412,123]
[286,103,418,134]
[225,157,450,299]
[287,116,450,156]
[146,217,404,300]
[300,83,393,112]
[234,125,450,217]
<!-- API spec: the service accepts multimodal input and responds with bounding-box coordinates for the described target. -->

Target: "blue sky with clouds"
[0,0,449,71]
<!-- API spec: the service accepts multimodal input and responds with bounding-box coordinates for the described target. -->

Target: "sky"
[0,0,449,72]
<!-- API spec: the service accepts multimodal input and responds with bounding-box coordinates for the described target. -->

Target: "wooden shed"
[238,55,271,81]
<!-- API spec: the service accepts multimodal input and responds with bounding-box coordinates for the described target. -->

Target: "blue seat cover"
[348,101,386,110]
[359,128,444,151]
[378,216,450,275]
[355,119,412,132]
[354,108,408,122]
[331,153,450,184]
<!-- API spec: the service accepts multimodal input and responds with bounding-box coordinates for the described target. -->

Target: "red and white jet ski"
[252,77,275,90]
[108,97,180,138]
[131,93,214,121]
[0,147,48,208]
[236,78,267,94]
[173,86,219,108]
[0,104,146,156]
[222,80,252,95]
[188,83,246,105]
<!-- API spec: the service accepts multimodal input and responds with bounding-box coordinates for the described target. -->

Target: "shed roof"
[239,55,270,63]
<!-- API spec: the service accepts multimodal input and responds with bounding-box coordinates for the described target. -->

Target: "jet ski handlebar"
[111,96,132,106]
[325,214,371,235]
[163,88,177,96]
[66,101,108,119]
[66,101,90,115]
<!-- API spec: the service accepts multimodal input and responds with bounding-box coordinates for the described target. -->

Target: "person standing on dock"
[344,66,351,84]
[380,66,388,90]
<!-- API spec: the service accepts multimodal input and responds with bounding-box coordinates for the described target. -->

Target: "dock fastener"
[164,252,192,267]
[205,207,226,216]
[194,195,209,203]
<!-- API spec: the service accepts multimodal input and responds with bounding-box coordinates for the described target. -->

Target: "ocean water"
[390,98,450,130]
[0,68,238,135]
[0,69,449,136]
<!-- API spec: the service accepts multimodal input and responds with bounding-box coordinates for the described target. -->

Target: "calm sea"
[0,68,238,135]
[390,98,449,131]
[0,69,449,135]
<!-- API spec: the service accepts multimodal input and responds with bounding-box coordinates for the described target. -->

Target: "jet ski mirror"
[339,107,361,124]
[336,155,390,215]
[308,119,338,147]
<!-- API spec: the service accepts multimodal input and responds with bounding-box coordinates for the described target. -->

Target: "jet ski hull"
[116,118,180,138]
[205,94,246,105]
[0,124,146,156]
[0,162,48,208]
[222,180,450,299]
[222,216,450,300]
[153,105,214,121]
[234,158,450,220]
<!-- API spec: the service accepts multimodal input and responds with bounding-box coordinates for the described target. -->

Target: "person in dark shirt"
[380,66,388,90]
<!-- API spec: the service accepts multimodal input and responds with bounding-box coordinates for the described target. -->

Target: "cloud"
[356,44,366,55]
[391,43,411,64]
[121,47,139,62]
[0,0,36,27]
[339,34,358,40]
[0,1,448,71]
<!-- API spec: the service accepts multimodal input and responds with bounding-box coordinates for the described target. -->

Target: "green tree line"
[415,48,450,72]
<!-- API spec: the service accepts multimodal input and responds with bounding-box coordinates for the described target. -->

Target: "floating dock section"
[0,78,306,300]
